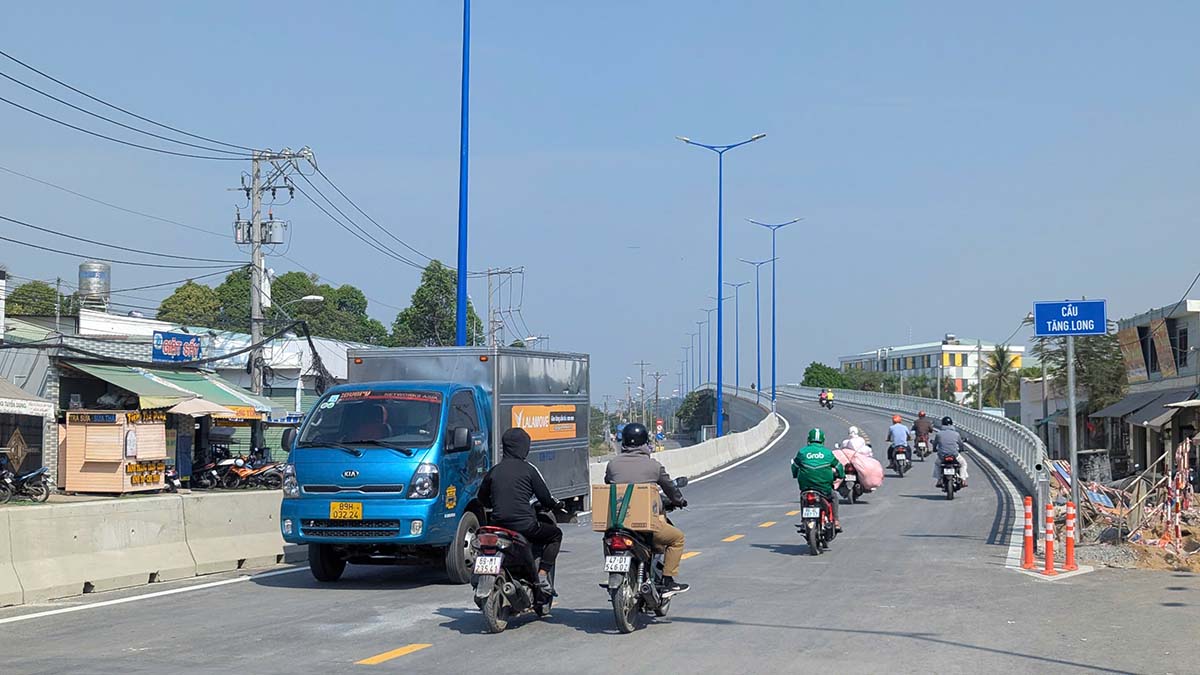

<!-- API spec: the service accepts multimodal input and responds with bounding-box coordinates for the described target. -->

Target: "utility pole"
[651,371,667,426]
[977,339,984,411]
[634,360,651,424]
[624,378,634,422]
[54,277,61,334]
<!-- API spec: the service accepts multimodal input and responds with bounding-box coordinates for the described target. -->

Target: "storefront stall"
[0,375,54,474]
[62,410,168,493]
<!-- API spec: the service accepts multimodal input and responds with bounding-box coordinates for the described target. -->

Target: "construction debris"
[1049,440,1197,567]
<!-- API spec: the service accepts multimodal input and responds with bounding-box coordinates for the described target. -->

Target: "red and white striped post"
[1064,501,1078,571]
[1042,503,1057,576]
[1022,496,1035,569]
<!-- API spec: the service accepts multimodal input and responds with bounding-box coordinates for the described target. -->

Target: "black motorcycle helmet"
[621,422,649,448]
[942,416,954,426]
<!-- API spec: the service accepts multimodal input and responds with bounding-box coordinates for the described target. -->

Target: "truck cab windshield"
[298,390,443,449]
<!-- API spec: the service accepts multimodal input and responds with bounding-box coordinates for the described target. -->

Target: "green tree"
[157,280,221,327]
[391,260,484,346]
[674,389,715,433]
[982,344,1020,406]
[1035,333,1126,414]
[801,362,847,388]
[906,374,933,398]
[844,369,884,392]
[939,376,958,402]
[6,280,57,315]
[213,268,252,332]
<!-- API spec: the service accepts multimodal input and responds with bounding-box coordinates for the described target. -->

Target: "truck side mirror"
[281,428,298,453]
[451,427,471,452]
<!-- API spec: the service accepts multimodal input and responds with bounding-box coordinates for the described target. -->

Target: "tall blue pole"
[754,266,761,401]
[715,150,724,434]
[770,228,777,407]
[454,0,471,346]
[726,281,748,391]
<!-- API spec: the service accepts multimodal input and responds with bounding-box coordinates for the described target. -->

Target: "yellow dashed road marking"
[758,521,777,528]
[357,644,432,665]
[722,534,745,542]
[786,510,801,516]
[681,551,702,560]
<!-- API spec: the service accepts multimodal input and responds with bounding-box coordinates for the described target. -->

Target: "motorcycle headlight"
[407,463,439,499]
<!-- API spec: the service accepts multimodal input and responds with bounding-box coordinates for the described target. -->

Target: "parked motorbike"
[470,509,557,633]
[890,445,911,477]
[837,462,863,504]
[0,466,52,503]
[163,466,183,493]
[601,477,687,634]
[796,489,838,555]
[940,455,963,500]
[191,461,221,489]
[822,398,834,410]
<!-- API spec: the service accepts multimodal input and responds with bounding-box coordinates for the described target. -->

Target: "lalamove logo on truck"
[512,405,577,441]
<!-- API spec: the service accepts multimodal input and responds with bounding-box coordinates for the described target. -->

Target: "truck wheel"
[308,543,345,582]
[445,511,479,584]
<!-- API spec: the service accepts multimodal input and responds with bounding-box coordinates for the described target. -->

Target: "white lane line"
[577,410,793,517]
[966,442,1024,569]
[690,411,792,484]
[0,567,307,626]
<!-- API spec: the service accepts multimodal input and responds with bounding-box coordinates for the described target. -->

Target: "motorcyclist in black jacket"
[478,427,562,595]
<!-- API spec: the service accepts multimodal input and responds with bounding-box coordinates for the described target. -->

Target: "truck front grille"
[301,519,402,538]
[303,484,404,494]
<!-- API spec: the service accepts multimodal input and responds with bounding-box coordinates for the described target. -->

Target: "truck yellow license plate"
[329,501,362,520]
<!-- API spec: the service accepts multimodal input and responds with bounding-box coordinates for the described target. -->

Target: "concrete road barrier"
[8,496,196,603]
[182,491,288,574]
[590,408,780,486]
[0,510,23,607]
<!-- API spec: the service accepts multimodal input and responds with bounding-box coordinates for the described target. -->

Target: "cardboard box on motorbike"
[590,483,663,532]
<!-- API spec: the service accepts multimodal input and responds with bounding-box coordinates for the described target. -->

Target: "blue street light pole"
[701,307,716,385]
[739,257,775,404]
[454,0,472,346]
[679,133,766,437]
[725,281,750,391]
[747,218,800,410]
[694,321,705,389]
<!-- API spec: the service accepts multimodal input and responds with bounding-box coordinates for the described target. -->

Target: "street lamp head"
[300,295,325,303]
[750,133,767,142]
[1023,312,1035,325]
[675,136,691,144]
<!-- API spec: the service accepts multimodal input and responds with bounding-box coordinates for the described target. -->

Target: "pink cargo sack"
[834,448,885,491]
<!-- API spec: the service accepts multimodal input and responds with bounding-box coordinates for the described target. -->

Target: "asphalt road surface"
[2,396,1196,674]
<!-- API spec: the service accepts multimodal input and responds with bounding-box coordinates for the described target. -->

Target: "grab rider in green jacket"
[791,428,844,531]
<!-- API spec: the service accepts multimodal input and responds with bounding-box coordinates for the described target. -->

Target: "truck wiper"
[296,441,363,457]
[344,440,415,456]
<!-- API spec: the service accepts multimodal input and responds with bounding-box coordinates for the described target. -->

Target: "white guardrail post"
[777,385,1047,498]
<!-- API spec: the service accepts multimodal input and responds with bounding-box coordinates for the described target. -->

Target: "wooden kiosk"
[62,410,168,493]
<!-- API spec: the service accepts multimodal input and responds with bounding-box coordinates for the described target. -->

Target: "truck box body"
[280,347,589,565]
[347,347,590,501]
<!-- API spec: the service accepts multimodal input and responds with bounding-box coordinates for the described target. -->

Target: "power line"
[314,166,433,263]
[0,163,226,238]
[289,176,425,271]
[278,254,404,312]
[294,171,425,268]
[0,94,246,161]
[0,214,242,264]
[0,231,240,269]
[0,69,249,157]
[0,48,256,153]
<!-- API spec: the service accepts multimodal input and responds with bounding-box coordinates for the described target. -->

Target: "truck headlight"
[407,463,439,499]
[282,465,299,497]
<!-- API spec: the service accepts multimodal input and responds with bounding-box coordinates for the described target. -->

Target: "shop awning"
[1089,390,1163,419]
[1132,387,1196,429]
[168,398,237,418]
[0,374,54,418]
[141,369,272,418]
[65,362,195,410]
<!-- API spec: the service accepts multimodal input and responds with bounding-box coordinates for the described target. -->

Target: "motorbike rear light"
[804,494,817,504]
[476,532,499,547]
[608,535,634,551]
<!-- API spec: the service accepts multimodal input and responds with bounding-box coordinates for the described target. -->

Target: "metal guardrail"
[778,385,1048,497]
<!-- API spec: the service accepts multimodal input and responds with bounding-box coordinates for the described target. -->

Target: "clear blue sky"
[2,2,1198,402]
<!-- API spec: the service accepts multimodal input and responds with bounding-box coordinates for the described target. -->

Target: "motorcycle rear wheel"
[221,473,242,490]
[28,481,50,503]
[0,484,11,504]
[807,525,821,556]
[946,480,955,501]
[895,460,906,478]
[262,473,283,490]
[612,574,641,633]
[483,588,510,634]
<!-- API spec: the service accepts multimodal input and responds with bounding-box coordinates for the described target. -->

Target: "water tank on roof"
[78,261,110,311]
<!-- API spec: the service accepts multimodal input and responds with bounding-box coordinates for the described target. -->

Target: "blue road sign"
[1033,300,1107,337]
[656,432,665,441]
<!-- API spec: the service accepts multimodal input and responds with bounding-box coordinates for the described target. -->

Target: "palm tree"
[982,345,1019,406]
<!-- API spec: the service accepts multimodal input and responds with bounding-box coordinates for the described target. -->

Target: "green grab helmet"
[807,428,825,444]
